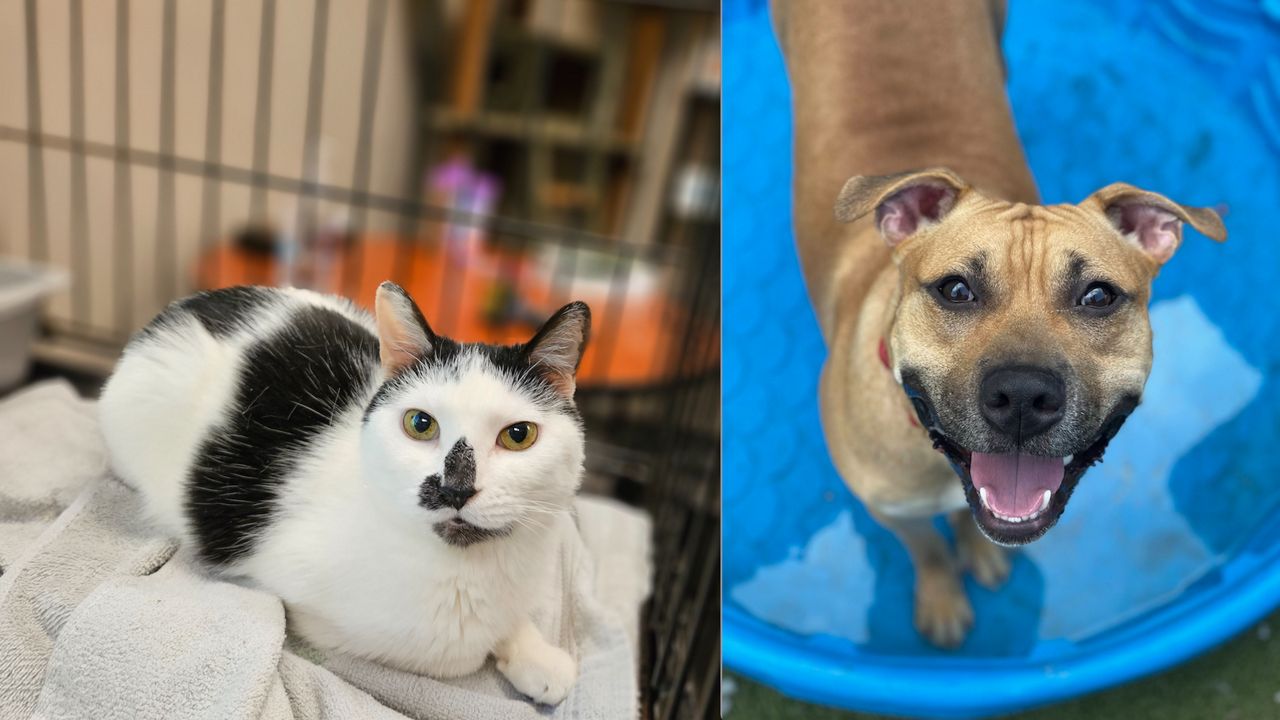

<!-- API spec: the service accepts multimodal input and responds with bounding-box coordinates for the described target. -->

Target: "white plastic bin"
[0,261,67,390]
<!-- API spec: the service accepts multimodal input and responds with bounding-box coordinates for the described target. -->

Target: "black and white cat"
[99,281,589,705]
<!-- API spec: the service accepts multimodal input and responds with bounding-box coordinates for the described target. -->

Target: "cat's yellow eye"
[498,422,538,451]
[402,410,439,441]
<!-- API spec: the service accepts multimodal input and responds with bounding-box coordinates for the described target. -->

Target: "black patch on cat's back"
[140,286,276,340]
[186,304,379,566]
[180,286,277,336]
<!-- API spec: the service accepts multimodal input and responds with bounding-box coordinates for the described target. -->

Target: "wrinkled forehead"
[902,198,1153,286]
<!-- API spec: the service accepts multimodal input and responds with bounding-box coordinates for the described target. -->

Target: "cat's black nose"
[439,485,476,510]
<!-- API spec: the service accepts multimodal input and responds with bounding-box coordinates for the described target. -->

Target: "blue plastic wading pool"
[722,0,1280,717]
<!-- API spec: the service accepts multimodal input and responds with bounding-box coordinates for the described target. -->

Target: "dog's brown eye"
[1079,283,1117,309]
[938,277,976,304]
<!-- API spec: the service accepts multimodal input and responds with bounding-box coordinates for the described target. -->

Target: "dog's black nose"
[439,485,476,510]
[979,366,1065,441]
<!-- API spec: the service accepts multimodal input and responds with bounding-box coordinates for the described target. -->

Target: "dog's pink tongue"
[970,452,1065,516]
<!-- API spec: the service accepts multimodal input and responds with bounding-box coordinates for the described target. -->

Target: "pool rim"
[723,528,1280,718]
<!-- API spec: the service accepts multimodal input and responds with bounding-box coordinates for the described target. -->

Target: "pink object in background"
[428,158,502,269]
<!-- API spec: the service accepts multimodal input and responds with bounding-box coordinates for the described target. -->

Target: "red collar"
[879,337,921,429]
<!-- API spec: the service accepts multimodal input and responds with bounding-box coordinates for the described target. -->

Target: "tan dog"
[772,0,1226,647]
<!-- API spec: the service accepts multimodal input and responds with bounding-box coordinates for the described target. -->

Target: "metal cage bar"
[341,0,389,296]
[23,0,48,265]
[112,0,135,332]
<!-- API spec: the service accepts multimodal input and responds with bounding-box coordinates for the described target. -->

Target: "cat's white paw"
[497,642,577,705]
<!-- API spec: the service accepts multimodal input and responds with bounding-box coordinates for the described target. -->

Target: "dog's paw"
[958,533,1010,590]
[497,641,577,705]
[915,572,973,648]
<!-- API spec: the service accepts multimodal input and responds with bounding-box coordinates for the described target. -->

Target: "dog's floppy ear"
[834,168,968,247]
[1085,183,1226,265]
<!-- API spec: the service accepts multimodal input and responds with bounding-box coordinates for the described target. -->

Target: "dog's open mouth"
[915,394,1136,546]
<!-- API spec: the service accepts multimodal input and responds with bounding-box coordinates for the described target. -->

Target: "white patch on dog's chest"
[874,482,968,519]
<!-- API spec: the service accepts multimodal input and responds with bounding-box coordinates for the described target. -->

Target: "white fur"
[875,482,968,519]
[98,288,584,703]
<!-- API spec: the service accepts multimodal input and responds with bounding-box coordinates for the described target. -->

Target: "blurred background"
[0,1,718,718]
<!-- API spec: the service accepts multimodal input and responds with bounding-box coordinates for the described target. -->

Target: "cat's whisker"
[506,514,550,533]
[502,499,561,512]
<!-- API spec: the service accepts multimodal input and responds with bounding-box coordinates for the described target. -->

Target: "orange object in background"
[195,235,717,389]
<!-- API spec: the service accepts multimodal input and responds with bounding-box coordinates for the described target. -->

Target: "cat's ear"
[524,301,591,396]
[375,281,436,375]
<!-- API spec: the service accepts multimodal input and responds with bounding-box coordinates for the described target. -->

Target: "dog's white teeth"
[1065,455,1074,465]
[980,487,1053,524]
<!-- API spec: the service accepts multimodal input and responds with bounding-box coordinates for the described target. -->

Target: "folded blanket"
[0,380,650,720]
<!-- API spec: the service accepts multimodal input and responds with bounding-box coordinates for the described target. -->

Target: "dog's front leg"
[872,510,972,648]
